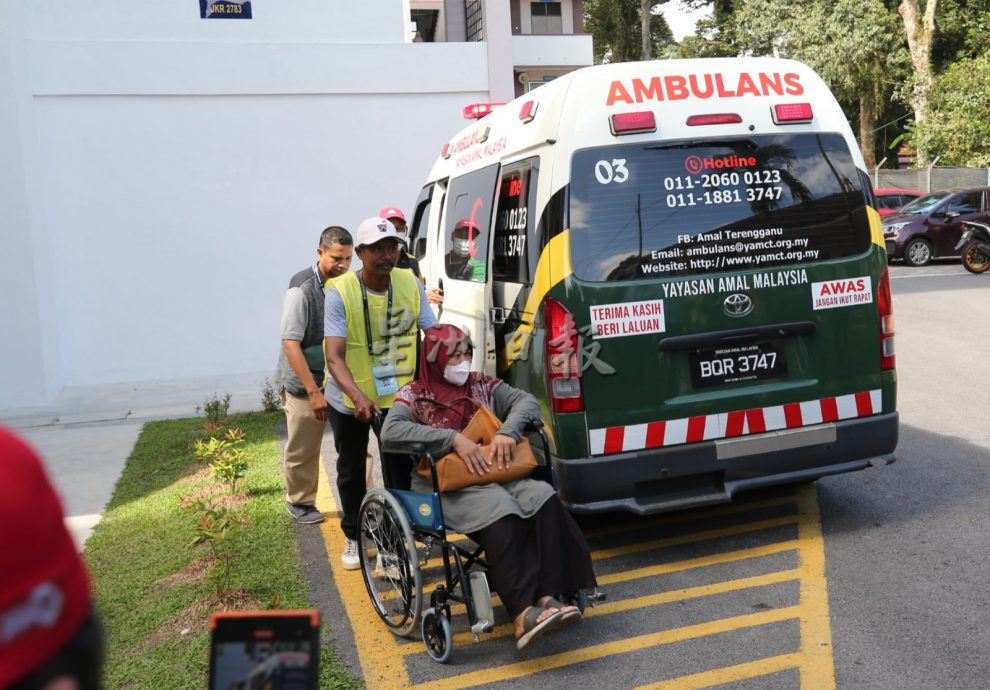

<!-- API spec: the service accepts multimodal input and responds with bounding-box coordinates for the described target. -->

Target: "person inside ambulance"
[380,205,443,305]
[445,217,486,282]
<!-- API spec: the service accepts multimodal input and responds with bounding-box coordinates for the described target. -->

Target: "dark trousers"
[468,496,597,619]
[327,406,413,540]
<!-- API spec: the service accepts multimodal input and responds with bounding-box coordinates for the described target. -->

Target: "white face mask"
[453,238,472,255]
[443,360,471,386]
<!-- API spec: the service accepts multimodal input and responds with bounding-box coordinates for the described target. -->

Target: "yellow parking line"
[407,606,801,690]
[583,495,798,540]
[315,463,408,690]
[795,482,836,690]
[423,568,803,652]
[593,515,798,560]
[632,653,803,690]
[599,539,799,586]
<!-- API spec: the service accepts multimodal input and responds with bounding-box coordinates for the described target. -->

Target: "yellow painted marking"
[420,568,802,653]
[632,653,803,690]
[593,515,798,560]
[406,606,801,690]
[582,495,797,540]
[867,205,885,248]
[315,463,408,689]
[599,540,800,587]
[796,482,837,689]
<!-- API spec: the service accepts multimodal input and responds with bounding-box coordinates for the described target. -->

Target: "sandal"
[543,596,582,626]
[515,605,564,651]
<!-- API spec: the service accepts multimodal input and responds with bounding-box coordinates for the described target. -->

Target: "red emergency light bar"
[463,102,504,120]
[686,113,743,126]
[772,102,814,124]
[610,111,656,136]
[519,100,538,123]
[441,142,451,159]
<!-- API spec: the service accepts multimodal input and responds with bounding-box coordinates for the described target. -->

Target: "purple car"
[882,187,990,266]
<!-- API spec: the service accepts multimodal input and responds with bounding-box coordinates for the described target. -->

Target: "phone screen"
[209,610,319,690]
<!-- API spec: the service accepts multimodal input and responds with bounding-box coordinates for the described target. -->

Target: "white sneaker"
[341,538,360,571]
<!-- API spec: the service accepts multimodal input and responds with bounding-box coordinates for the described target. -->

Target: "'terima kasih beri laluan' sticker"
[590,299,666,339]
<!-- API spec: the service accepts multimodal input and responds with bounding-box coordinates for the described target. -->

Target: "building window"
[531,1,562,34]
[466,0,484,41]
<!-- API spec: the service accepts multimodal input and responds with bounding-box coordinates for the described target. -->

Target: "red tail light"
[609,111,656,136]
[878,267,895,371]
[772,102,814,124]
[544,298,584,413]
[686,113,742,126]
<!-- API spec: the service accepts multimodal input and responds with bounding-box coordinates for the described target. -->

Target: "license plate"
[690,343,787,388]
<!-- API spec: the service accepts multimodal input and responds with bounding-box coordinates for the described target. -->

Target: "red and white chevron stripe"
[589,389,882,456]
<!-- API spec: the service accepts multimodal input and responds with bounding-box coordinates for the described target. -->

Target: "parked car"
[882,187,990,266]
[874,187,924,217]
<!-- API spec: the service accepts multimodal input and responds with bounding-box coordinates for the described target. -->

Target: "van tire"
[904,238,933,266]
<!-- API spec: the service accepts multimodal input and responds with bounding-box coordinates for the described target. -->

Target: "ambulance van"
[407,57,898,514]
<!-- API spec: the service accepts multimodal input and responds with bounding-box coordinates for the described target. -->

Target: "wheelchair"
[357,416,600,663]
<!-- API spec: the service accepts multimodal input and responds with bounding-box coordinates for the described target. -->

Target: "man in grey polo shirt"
[275,226,353,523]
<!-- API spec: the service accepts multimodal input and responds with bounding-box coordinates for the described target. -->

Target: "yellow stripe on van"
[500,229,574,371]
[867,206,884,248]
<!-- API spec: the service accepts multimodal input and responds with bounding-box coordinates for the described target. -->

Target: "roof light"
[772,103,814,124]
[441,143,451,159]
[609,111,656,136]
[686,113,742,126]
[519,100,538,123]
[463,102,504,120]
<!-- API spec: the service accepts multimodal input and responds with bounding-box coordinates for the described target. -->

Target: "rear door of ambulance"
[556,127,892,476]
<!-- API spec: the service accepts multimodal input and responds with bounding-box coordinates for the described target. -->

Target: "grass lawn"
[83,411,363,689]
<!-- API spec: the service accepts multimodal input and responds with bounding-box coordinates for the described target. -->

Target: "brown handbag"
[416,406,537,492]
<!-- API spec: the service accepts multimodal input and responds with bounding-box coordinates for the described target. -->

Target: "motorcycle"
[955,221,990,274]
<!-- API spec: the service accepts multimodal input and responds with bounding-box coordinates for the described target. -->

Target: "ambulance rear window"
[568,133,872,281]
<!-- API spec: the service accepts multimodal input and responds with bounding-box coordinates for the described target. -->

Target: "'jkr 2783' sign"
[200,1,252,18]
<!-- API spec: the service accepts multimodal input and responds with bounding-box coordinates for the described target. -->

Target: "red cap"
[0,426,92,688]
[378,207,406,223]
[453,218,481,237]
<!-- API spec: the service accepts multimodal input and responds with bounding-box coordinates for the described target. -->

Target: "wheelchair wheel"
[357,488,423,637]
[421,607,453,663]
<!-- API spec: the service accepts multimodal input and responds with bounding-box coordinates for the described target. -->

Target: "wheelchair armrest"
[524,418,545,431]
[379,441,427,455]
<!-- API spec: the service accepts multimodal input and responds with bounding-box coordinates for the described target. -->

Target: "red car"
[874,187,924,217]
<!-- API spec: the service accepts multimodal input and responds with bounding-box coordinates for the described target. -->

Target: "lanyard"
[358,273,393,357]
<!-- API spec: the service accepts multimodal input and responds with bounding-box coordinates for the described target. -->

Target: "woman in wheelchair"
[381,323,597,650]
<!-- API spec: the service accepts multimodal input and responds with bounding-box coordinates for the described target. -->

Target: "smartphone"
[208,610,319,690]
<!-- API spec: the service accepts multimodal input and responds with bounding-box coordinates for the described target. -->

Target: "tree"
[729,0,908,170]
[897,0,938,165]
[585,0,673,63]
[913,52,990,165]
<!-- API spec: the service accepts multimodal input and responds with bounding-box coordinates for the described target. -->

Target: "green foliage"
[201,392,231,427]
[187,499,240,600]
[195,427,248,493]
[584,0,673,63]
[84,413,361,690]
[260,377,281,413]
[912,52,990,165]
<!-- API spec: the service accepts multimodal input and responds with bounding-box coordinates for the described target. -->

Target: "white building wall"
[0,0,491,409]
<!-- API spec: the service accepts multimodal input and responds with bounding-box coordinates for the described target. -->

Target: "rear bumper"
[553,412,898,515]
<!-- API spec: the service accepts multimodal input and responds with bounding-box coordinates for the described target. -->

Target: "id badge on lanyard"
[371,357,399,397]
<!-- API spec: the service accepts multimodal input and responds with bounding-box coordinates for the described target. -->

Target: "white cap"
[354,217,402,247]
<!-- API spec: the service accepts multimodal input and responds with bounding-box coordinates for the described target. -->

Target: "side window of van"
[409,185,433,260]
[493,159,538,284]
[443,163,499,283]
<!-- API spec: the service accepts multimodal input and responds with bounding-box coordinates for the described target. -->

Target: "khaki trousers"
[281,390,326,505]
